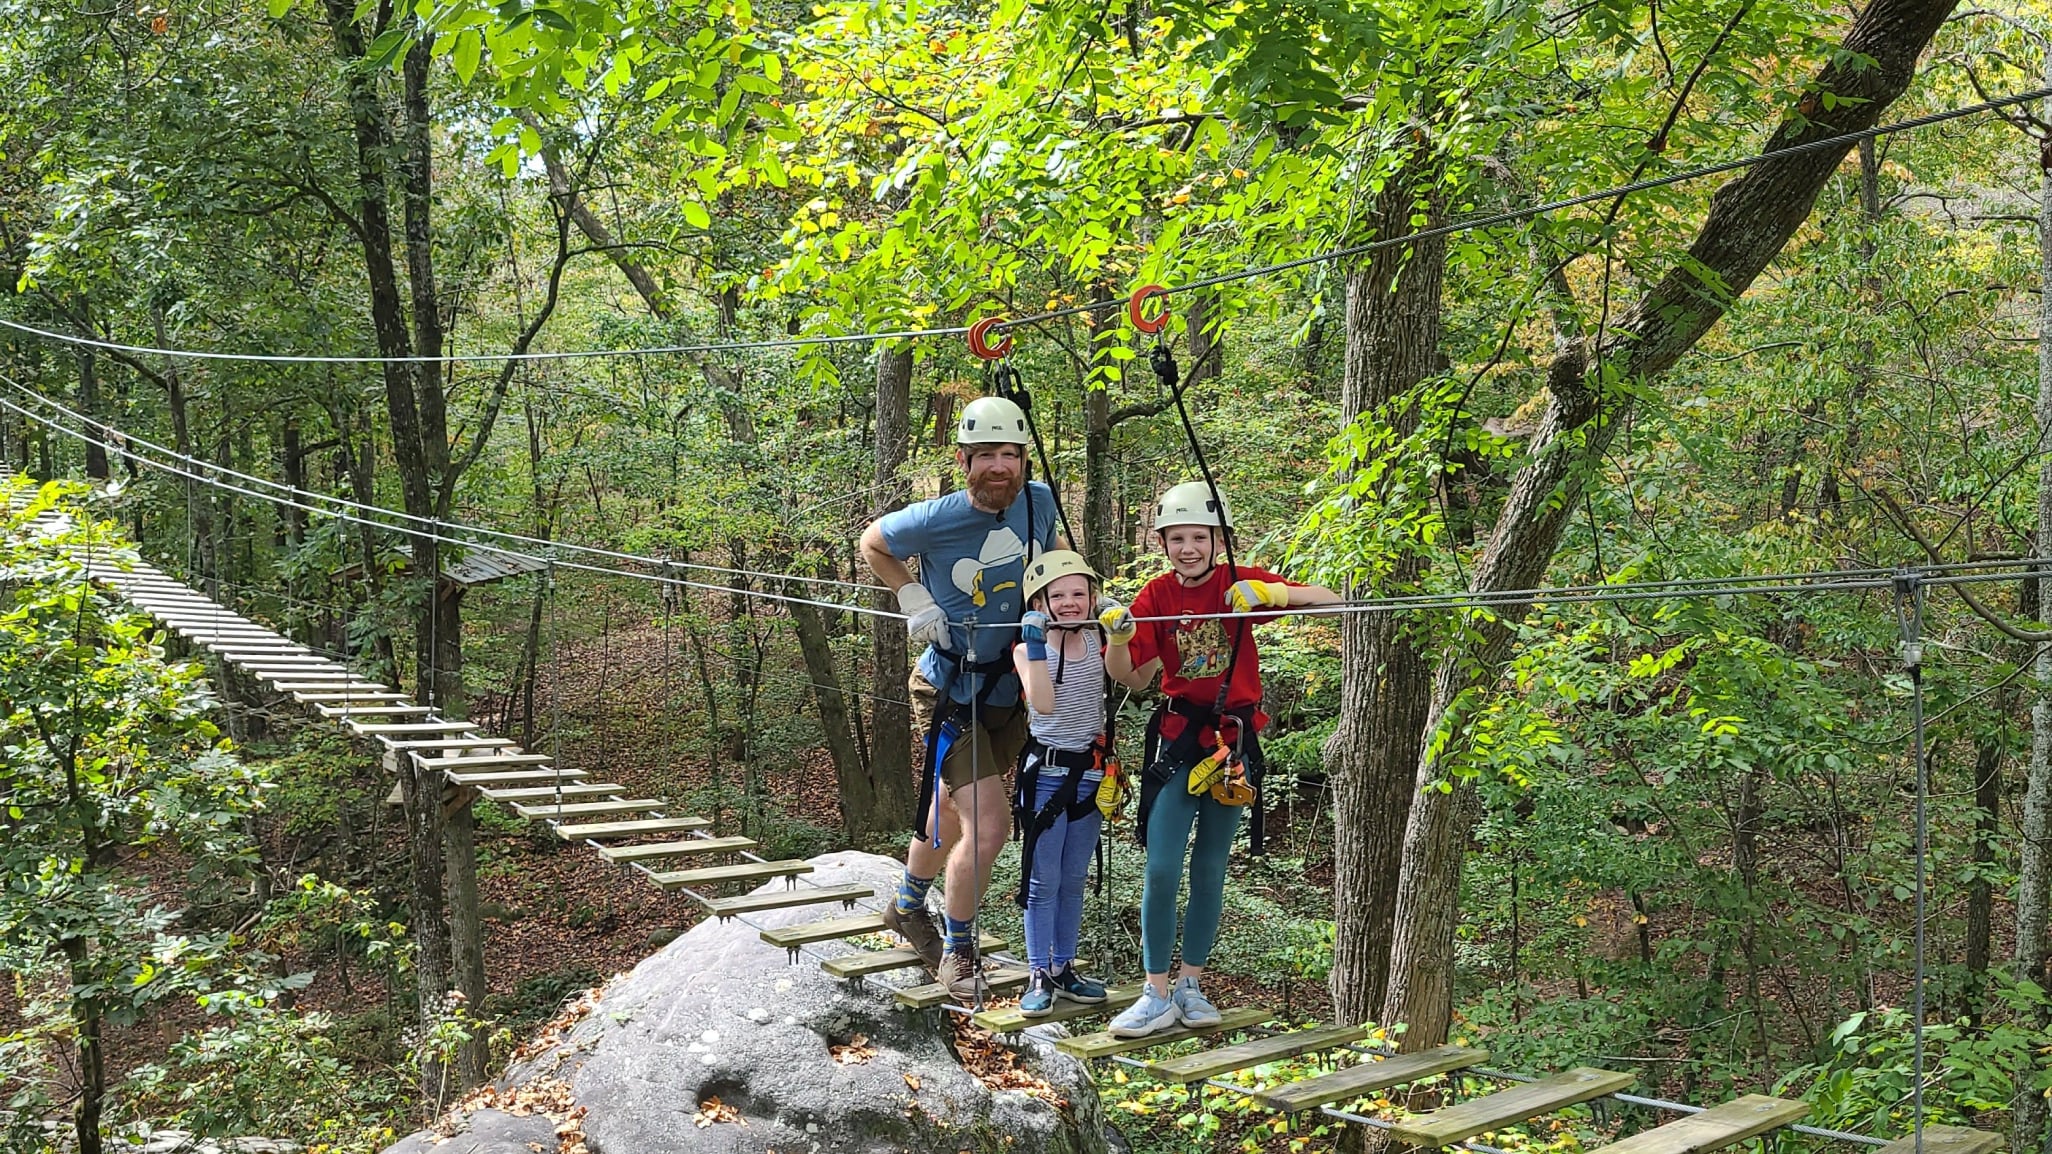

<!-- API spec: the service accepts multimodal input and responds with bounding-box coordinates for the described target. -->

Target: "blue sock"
[944,914,975,956]
[895,870,935,915]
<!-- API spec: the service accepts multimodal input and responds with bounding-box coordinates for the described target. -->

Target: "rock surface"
[385,850,1107,1154]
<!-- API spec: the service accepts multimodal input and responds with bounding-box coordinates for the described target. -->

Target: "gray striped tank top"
[1030,631,1104,758]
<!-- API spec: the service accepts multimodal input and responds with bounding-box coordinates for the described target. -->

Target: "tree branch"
[1872,485,2052,642]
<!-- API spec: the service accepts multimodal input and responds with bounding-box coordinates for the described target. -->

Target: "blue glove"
[1020,610,1050,661]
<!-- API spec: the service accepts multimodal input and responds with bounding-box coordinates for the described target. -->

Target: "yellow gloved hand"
[1227,579,1290,613]
[1096,598,1137,644]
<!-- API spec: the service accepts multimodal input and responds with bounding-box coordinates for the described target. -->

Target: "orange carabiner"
[967,317,1014,361]
[1128,284,1170,335]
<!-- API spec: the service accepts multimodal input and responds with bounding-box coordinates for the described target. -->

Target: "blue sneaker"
[1172,976,1222,1027]
[1019,971,1056,1018]
[1108,984,1181,1038]
[1050,965,1107,1004]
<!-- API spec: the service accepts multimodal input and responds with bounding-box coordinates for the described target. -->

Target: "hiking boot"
[935,949,988,1002]
[1107,984,1181,1039]
[1172,976,1222,1027]
[1019,970,1056,1018]
[880,901,944,970]
[1050,966,1107,1004]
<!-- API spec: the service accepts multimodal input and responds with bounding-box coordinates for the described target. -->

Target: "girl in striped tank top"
[1011,550,1125,1017]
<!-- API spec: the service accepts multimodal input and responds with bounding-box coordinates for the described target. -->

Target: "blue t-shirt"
[877,480,1058,707]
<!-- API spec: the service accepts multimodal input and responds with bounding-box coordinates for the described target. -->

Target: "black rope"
[1151,341,1265,855]
[992,363,1077,548]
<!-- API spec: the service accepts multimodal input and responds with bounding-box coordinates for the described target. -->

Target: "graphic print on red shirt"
[1127,564,1296,744]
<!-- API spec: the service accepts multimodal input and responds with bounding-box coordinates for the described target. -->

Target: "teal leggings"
[1141,768,1243,974]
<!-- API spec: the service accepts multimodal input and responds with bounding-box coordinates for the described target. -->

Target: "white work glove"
[1096,597,1136,645]
[897,583,951,649]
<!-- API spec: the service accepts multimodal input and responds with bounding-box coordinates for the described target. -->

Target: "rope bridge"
[1,467,2010,1154]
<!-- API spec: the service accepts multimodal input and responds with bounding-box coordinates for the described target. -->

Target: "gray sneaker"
[1172,976,1222,1027]
[1107,985,1182,1039]
[935,949,988,1002]
[880,902,944,970]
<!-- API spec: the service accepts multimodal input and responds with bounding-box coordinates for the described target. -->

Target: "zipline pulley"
[966,317,1013,361]
[1128,284,1170,337]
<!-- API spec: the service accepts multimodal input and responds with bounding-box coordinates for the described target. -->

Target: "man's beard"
[969,473,1022,510]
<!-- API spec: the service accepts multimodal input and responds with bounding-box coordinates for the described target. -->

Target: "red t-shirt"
[1127,565,1296,744]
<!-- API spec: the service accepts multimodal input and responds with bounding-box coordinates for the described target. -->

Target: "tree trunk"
[1327,170,1445,1027]
[1966,730,2001,1019]
[868,343,916,834]
[1084,385,1116,573]
[788,573,871,834]
[444,791,488,1089]
[321,6,457,1106]
[2017,64,2052,1151]
[153,306,217,597]
[1380,0,1960,1050]
[74,343,107,480]
[62,940,104,1154]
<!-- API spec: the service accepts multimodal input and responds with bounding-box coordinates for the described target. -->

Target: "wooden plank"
[1871,1127,2006,1154]
[316,704,436,718]
[1388,1067,1635,1147]
[1148,1023,1376,1084]
[412,753,552,770]
[1059,1007,1273,1060]
[204,639,306,649]
[896,967,1031,1009]
[380,735,514,750]
[598,835,757,864]
[550,816,710,840]
[511,798,661,819]
[818,934,1009,978]
[972,984,1144,1032]
[1586,1096,1810,1154]
[1247,1044,1488,1113]
[481,783,625,802]
[275,681,392,693]
[759,913,887,949]
[348,721,480,735]
[291,692,412,704]
[699,885,872,920]
[441,768,589,787]
[649,860,814,889]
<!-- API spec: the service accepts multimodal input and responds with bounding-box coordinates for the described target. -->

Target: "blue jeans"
[1023,771,1103,971]
[1141,765,1242,974]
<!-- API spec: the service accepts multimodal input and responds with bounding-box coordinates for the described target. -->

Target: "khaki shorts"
[909,672,1026,791]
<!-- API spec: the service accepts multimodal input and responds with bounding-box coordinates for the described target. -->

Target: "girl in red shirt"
[1101,482,1339,1038]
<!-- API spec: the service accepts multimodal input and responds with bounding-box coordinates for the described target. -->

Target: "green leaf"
[681,200,712,229]
[452,30,482,85]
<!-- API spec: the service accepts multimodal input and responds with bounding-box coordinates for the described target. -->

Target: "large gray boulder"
[387,850,1107,1154]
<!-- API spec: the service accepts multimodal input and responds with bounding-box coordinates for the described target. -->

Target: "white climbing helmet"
[956,396,1030,446]
[1153,481,1233,531]
[1022,549,1099,605]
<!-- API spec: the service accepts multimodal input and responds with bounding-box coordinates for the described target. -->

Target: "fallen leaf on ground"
[694,1096,747,1127]
[830,1033,878,1065]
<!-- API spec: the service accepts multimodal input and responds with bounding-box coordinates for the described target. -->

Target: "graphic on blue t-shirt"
[954,527,1028,609]
[876,481,1058,707]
